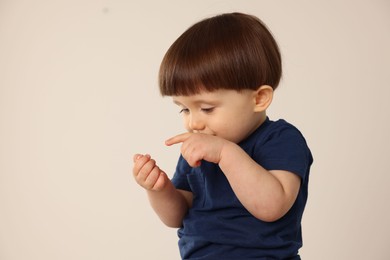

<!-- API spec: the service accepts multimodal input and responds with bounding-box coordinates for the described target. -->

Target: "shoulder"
[267,119,303,135]
[245,118,313,178]
[262,118,311,155]
[246,118,307,147]
[269,119,308,145]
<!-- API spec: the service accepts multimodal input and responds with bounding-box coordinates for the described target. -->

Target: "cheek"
[217,114,253,141]
[212,118,237,137]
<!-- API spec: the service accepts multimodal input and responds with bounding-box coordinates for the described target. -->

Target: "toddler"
[133,12,313,259]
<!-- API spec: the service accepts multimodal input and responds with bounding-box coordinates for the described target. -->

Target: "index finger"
[165,132,192,146]
[133,153,150,163]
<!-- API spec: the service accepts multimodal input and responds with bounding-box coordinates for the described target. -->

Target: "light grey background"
[1,0,389,259]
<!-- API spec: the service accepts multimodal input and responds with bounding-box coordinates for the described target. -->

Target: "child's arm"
[133,154,192,227]
[218,142,301,222]
[166,133,300,222]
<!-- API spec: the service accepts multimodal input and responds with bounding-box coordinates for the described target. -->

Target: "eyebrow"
[173,98,219,107]
[173,100,183,106]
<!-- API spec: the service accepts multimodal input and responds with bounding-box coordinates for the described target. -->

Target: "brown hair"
[159,12,282,96]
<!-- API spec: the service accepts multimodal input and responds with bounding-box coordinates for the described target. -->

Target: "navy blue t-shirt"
[171,118,313,259]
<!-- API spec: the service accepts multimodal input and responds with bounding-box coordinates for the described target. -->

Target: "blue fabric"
[171,117,313,259]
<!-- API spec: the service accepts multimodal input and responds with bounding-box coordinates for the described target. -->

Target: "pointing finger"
[165,132,192,146]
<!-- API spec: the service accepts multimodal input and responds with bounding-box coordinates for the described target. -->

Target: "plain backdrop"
[1,0,389,259]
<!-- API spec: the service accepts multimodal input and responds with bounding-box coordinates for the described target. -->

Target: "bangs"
[159,13,281,96]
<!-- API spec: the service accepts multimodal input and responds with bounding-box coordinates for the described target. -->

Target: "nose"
[188,113,205,132]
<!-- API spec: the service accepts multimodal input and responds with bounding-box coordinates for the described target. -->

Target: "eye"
[201,107,215,113]
[179,108,190,114]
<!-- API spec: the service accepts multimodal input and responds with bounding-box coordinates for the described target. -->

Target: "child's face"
[172,89,264,144]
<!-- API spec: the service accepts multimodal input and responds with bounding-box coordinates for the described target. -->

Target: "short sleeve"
[171,155,192,191]
[252,124,313,181]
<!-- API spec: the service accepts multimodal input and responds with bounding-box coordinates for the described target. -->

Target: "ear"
[253,85,273,112]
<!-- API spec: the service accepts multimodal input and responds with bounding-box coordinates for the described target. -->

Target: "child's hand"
[165,133,228,167]
[133,154,168,191]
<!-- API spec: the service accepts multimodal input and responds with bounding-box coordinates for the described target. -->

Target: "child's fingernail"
[133,154,142,161]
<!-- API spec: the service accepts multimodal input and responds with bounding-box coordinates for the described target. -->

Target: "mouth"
[192,131,216,136]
